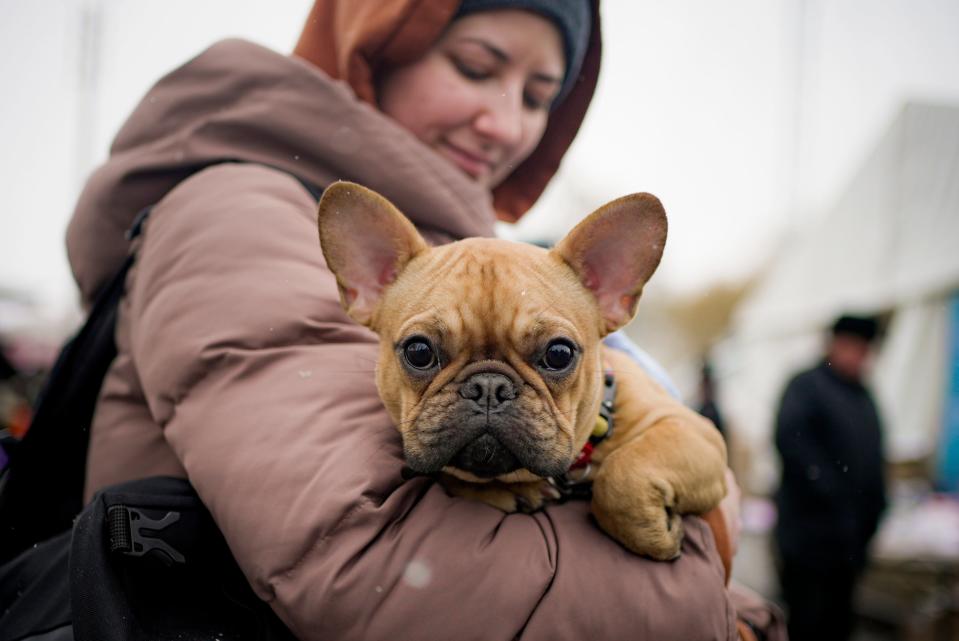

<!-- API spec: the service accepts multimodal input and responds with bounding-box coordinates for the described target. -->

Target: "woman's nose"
[472,87,524,148]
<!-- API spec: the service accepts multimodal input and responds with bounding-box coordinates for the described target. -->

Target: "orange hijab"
[293,0,602,223]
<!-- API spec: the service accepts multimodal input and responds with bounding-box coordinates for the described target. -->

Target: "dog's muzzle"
[450,433,520,478]
[405,369,569,479]
[449,372,521,477]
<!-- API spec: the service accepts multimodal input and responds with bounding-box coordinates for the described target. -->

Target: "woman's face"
[377,9,565,189]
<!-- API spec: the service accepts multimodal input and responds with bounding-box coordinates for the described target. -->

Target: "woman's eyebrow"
[530,72,561,86]
[459,37,562,85]
[460,37,510,63]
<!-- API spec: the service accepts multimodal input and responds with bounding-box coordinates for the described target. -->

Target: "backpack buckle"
[107,505,185,565]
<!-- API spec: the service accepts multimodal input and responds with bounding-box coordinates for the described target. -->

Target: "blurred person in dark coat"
[774,314,887,641]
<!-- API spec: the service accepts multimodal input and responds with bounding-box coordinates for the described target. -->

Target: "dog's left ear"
[552,193,667,334]
[317,181,428,327]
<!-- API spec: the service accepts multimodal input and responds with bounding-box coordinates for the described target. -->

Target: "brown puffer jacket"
[66,11,736,641]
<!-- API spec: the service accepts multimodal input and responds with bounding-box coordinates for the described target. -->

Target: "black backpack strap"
[0,530,73,641]
[0,248,136,563]
[292,174,323,202]
[204,158,324,202]
[0,165,323,564]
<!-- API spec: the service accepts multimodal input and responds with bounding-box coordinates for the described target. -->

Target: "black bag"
[0,166,321,640]
[0,243,134,564]
[1,476,297,641]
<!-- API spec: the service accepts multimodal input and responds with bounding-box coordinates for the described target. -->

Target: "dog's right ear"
[317,181,428,326]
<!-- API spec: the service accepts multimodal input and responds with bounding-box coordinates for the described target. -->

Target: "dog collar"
[569,367,616,470]
[547,366,616,501]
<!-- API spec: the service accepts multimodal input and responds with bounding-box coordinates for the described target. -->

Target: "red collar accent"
[570,442,594,470]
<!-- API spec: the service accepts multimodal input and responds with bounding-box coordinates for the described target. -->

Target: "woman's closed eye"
[525,75,561,111]
[523,89,553,111]
[453,58,492,81]
[452,57,556,111]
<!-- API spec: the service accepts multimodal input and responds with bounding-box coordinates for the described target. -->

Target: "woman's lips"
[439,141,494,181]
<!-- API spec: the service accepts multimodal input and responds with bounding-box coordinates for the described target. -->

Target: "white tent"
[717,102,959,493]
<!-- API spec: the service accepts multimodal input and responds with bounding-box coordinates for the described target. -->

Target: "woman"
[67,1,738,638]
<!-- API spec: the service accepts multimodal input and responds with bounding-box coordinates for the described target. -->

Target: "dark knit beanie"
[453,0,591,102]
[831,314,880,342]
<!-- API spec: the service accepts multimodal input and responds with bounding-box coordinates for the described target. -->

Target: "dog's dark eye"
[540,340,575,372]
[403,338,436,370]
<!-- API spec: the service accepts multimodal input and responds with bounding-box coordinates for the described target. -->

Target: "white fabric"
[734,103,959,335]
[873,300,950,460]
[717,103,959,493]
[604,330,682,401]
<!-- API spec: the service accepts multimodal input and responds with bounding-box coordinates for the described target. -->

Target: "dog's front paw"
[592,473,684,560]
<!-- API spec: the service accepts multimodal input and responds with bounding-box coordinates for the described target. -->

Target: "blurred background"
[2,0,958,637]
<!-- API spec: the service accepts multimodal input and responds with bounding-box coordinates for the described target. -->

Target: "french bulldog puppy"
[317,181,727,560]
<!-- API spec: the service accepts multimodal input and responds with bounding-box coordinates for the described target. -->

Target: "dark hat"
[831,314,880,342]
[453,0,591,103]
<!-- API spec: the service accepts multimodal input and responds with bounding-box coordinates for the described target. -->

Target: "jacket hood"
[67,38,498,303]
[293,0,603,223]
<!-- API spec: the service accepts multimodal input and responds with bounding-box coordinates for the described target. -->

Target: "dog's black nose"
[460,373,516,408]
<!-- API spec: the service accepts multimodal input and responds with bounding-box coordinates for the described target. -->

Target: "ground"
[732,528,958,640]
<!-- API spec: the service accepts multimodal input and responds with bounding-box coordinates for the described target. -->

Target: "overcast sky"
[2,0,959,337]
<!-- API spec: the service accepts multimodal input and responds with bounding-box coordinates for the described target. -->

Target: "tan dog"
[317,181,727,560]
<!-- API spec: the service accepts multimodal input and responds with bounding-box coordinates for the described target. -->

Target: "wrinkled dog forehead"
[384,239,598,354]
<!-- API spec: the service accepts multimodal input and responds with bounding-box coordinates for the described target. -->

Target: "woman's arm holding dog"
[122,165,736,641]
